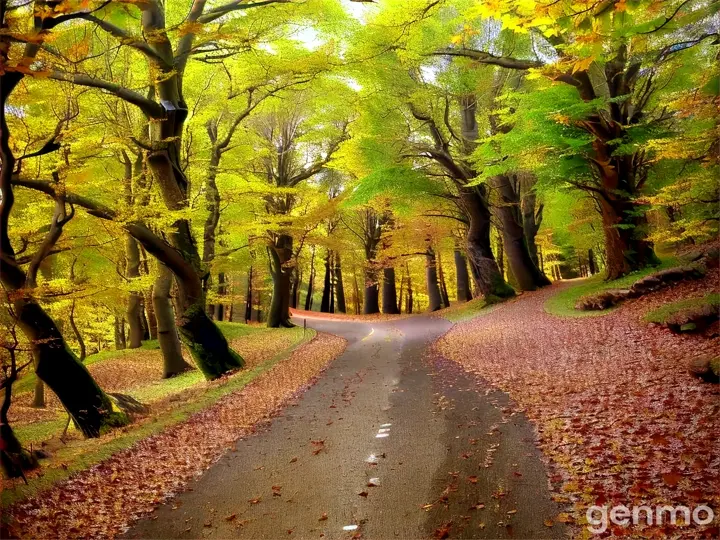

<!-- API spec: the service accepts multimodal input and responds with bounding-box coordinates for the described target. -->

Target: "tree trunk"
[245,267,253,322]
[596,193,659,280]
[520,181,542,268]
[454,250,472,302]
[437,251,450,308]
[145,287,158,339]
[31,355,45,408]
[491,175,551,291]
[69,300,86,362]
[153,265,192,378]
[460,186,515,300]
[397,273,404,314]
[382,267,400,314]
[127,223,243,379]
[352,270,361,315]
[213,272,226,321]
[114,316,126,350]
[334,254,346,313]
[425,249,442,312]
[290,268,300,309]
[363,267,380,315]
[304,248,315,311]
[588,249,597,275]
[268,234,295,328]
[125,235,144,348]
[320,251,332,313]
[405,263,414,314]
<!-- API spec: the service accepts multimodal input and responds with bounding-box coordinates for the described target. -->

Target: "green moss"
[643,293,720,324]
[544,258,678,318]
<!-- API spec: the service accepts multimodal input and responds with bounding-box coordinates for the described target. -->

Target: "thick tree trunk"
[153,265,192,378]
[114,316,126,350]
[31,355,44,408]
[334,254,346,313]
[521,187,542,267]
[597,194,659,280]
[460,186,515,300]
[268,234,295,327]
[588,249,597,275]
[364,268,380,315]
[437,251,450,308]
[491,175,550,291]
[454,250,472,302]
[382,267,399,314]
[125,235,144,348]
[127,223,243,379]
[425,249,443,312]
[320,251,332,313]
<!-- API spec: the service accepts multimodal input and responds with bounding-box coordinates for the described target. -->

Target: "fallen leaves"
[5,334,348,538]
[358,491,369,498]
[436,270,720,537]
[318,512,328,521]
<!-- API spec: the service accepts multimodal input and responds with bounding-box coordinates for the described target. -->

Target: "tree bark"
[405,263,414,314]
[454,250,472,302]
[588,249,597,275]
[153,265,192,378]
[290,268,300,309]
[127,222,243,379]
[352,269,361,315]
[334,254,346,313]
[213,272,226,321]
[597,192,659,280]
[268,234,295,327]
[144,286,158,339]
[491,175,551,291]
[425,249,442,312]
[320,251,332,313]
[460,186,515,300]
[437,251,450,308]
[520,184,542,268]
[245,267,253,322]
[364,267,380,315]
[125,235,144,348]
[382,267,400,314]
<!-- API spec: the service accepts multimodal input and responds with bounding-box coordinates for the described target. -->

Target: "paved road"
[128,316,564,539]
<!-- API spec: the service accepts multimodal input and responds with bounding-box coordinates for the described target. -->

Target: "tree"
[435,0,718,278]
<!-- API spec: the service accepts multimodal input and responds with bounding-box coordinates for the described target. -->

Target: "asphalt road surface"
[127,315,564,539]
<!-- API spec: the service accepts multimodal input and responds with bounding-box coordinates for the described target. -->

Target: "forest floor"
[8,322,306,443]
[436,268,720,538]
[1,324,346,520]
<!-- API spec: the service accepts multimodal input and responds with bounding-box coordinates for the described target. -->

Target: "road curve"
[127,315,564,539]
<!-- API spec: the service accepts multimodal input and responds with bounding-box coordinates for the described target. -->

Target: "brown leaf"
[467,476,478,484]
[434,522,452,539]
[543,518,554,527]
[358,491,369,498]
[662,471,683,487]
[225,514,237,522]
[319,512,328,521]
[249,497,262,504]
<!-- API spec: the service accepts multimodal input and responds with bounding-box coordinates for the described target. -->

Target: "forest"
[0,0,718,538]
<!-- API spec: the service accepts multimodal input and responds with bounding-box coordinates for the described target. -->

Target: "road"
[127,315,564,539]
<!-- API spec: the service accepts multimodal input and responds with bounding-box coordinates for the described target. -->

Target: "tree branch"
[430,48,543,70]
